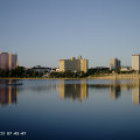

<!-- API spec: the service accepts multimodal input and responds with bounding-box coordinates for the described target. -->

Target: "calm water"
[0,79,140,140]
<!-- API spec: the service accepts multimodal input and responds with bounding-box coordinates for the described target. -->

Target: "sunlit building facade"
[0,52,17,70]
[132,54,140,71]
[59,56,88,73]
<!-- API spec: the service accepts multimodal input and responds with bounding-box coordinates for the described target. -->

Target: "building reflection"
[109,80,140,105]
[57,80,88,102]
[132,80,140,105]
[0,80,17,106]
[89,80,140,105]
[109,86,121,100]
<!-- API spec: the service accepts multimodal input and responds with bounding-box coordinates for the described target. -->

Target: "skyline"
[0,0,140,67]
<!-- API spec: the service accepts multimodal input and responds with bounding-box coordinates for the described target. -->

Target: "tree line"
[0,66,135,78]
[0,66,43,78]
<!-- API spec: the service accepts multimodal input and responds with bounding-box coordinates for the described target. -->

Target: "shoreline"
[0,74,140,80]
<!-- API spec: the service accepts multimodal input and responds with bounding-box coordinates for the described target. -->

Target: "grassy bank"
[88,73,140,79]
[0,74,140,80]
[0,77,88,80]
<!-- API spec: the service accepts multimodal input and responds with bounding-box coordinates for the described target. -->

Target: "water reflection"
[109,86,121,100]
[89,80,140,105]
[132,79,140,105]
[57,80,88,102]
[0,80,17,106]
[1,79,140,106]
[56,79,140,105]
[110,80,140,105]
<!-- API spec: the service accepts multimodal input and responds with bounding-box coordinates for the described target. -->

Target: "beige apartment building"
[59,56,88,73]
[132,54,140,71]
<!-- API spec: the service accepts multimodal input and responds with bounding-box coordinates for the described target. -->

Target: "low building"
[132,54,140,71]
[59,56,88,73]
[110,58,121,71]
[31,65,51,73]
[120,66,132,72]
[0,52,17,70]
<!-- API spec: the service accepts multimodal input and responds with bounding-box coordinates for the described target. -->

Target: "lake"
[0,79,140,140]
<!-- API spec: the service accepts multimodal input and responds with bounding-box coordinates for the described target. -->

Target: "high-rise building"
[109,58,121,71]
[132,54,140,71]
[59,56,88,72]
[0,52,17,70]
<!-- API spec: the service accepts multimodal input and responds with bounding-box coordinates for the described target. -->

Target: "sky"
[0,0,140,68]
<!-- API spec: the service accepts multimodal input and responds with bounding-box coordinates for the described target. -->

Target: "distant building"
[31,65,51,73]
[59,56,88,73]
[120,66,132,72]
[0,52,17,70]
[132,54,140,71]
[109,58,121,71]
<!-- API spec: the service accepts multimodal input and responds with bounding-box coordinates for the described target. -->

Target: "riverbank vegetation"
[0,66,138,79]
[49,71,87,78]
[0,66,43,78]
